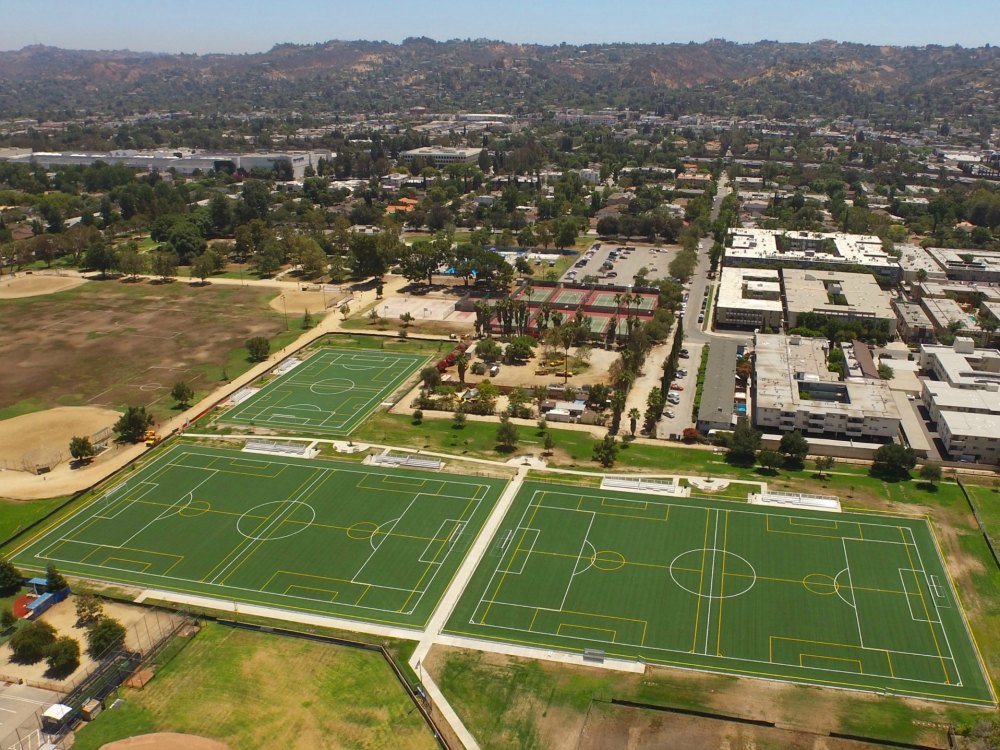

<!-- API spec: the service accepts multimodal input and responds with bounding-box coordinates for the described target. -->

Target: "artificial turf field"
[444,481,995,706]
[221,347,428,436]
[10,444,504,628]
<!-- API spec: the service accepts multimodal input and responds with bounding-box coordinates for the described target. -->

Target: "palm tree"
[627,408,641,437]
[455,353,470,386]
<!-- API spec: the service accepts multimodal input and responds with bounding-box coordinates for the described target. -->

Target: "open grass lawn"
[71,622,437,750]
[221,348,429,436]
[444,480,994,706]
[0,496,70,541]
[0,279,297,423]
[10,443,505,628]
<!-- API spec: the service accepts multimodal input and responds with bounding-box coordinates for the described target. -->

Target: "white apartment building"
[781,269,895,329]
[726,228,902,282]
[938,411,1000,464]
[752,333,900,440]
[715,267,783,330]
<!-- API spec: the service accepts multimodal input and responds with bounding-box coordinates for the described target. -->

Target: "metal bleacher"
[243,440,311,457]
[371,452,443,471]
[757,490,841,511]
[601,476,679,495]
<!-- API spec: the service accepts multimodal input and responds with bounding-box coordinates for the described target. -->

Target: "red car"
[669,383,684,391]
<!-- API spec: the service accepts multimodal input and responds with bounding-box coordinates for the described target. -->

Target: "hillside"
[0,38,998,120]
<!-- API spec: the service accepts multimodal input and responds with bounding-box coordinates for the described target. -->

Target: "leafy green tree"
[412,409,423,425]
[495,414,519,452]
[170,381,194,407]
[75,594,104,626]
[420,366,441,391]
[593,435,619,467]
[113,406,155,443]
[85,617,126,658]
[553,217,578,250]
[778,430,809,468]
[758,449,783,474]
[84,241,116,277]
[452,411,466,429]
[46,636,81,677]
[727,418,761,466]
[166,221,206,264]
[190,249,218,283]
[0,558,22,595]
[246,336,270,362]
[543,431,555,455]
[150,248,179,281]
[46,563,68,593]
[116,242,146,279]
[239,180,272,223]
[10,620,57,664]
[0,607,15,632]
[814,455,835,478]
[475,338,502,363]
[871,443,917,481]
[69,436,96,463]
[919,461,943,486]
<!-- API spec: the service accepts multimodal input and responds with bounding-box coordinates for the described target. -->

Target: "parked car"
[670,384,685,391]
[607,271,618,278]
[679,351,690,359]
[665,410,676,419]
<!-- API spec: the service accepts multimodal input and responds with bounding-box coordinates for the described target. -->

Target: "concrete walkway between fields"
[407,464,529,750]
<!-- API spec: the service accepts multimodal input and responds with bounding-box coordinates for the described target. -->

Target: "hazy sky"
[3,0,997,53]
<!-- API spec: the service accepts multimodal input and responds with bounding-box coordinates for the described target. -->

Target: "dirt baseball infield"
[100,733,230,750]
[0,274,86,299]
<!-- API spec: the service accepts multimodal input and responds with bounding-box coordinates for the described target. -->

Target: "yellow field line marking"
[284,584,339,601]
[481,500,544,623]
[103,557,152,572]
[691,508,712,652]
[926,517,998,704]
[556,623,616,642]
[800,653,863,673]
[716,510,729,656]
[899,526,949,684]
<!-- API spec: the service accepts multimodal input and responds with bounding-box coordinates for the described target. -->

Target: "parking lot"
[562,242,679,287]
[656,340,703,436]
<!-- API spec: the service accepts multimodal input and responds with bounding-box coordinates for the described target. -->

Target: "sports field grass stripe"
[444,480,995,706]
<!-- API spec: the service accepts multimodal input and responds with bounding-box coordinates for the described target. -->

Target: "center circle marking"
[592,550,626,571]
[237,501,315,541]
[803,573,837,596]
[347,521,378,541]
[669,548,757,599]
[310,378,355,395]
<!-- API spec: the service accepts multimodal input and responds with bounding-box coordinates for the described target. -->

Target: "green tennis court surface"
[11,444,504,628]
[444,481,995,706]
[222,348,428,436]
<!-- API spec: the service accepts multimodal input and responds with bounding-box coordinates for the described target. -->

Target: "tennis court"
[445,481,995,705]
[222,348,428,436]
[11,444,505,628]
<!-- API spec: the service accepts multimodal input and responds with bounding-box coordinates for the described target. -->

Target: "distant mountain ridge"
[0,39,997,120]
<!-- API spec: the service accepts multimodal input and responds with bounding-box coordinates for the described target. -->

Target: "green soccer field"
[11,444,505,628]
[444,481,996,706]
[221,348,428,436]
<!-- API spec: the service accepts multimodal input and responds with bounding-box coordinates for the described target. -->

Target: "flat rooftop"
[782,268,894,321]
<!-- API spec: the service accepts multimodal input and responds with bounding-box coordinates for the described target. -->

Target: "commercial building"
[398,147,481,167]
[781,269,895,329]
[0,148,330,179]
[752,333,900,440]
[715,268,783,330]
[725,228,902,282]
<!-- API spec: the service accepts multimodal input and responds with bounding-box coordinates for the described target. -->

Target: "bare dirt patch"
[0,274,86,299]
[0,406,119,471]
[100,734,230,750]
[0,597,157,689]
[0,280,286,421]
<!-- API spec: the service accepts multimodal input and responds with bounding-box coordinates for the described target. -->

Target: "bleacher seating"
[371,453,443,470]
[243,440,311,457]
[601,476,680,495]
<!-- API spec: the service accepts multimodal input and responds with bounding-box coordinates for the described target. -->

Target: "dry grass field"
[0,278,295,424]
